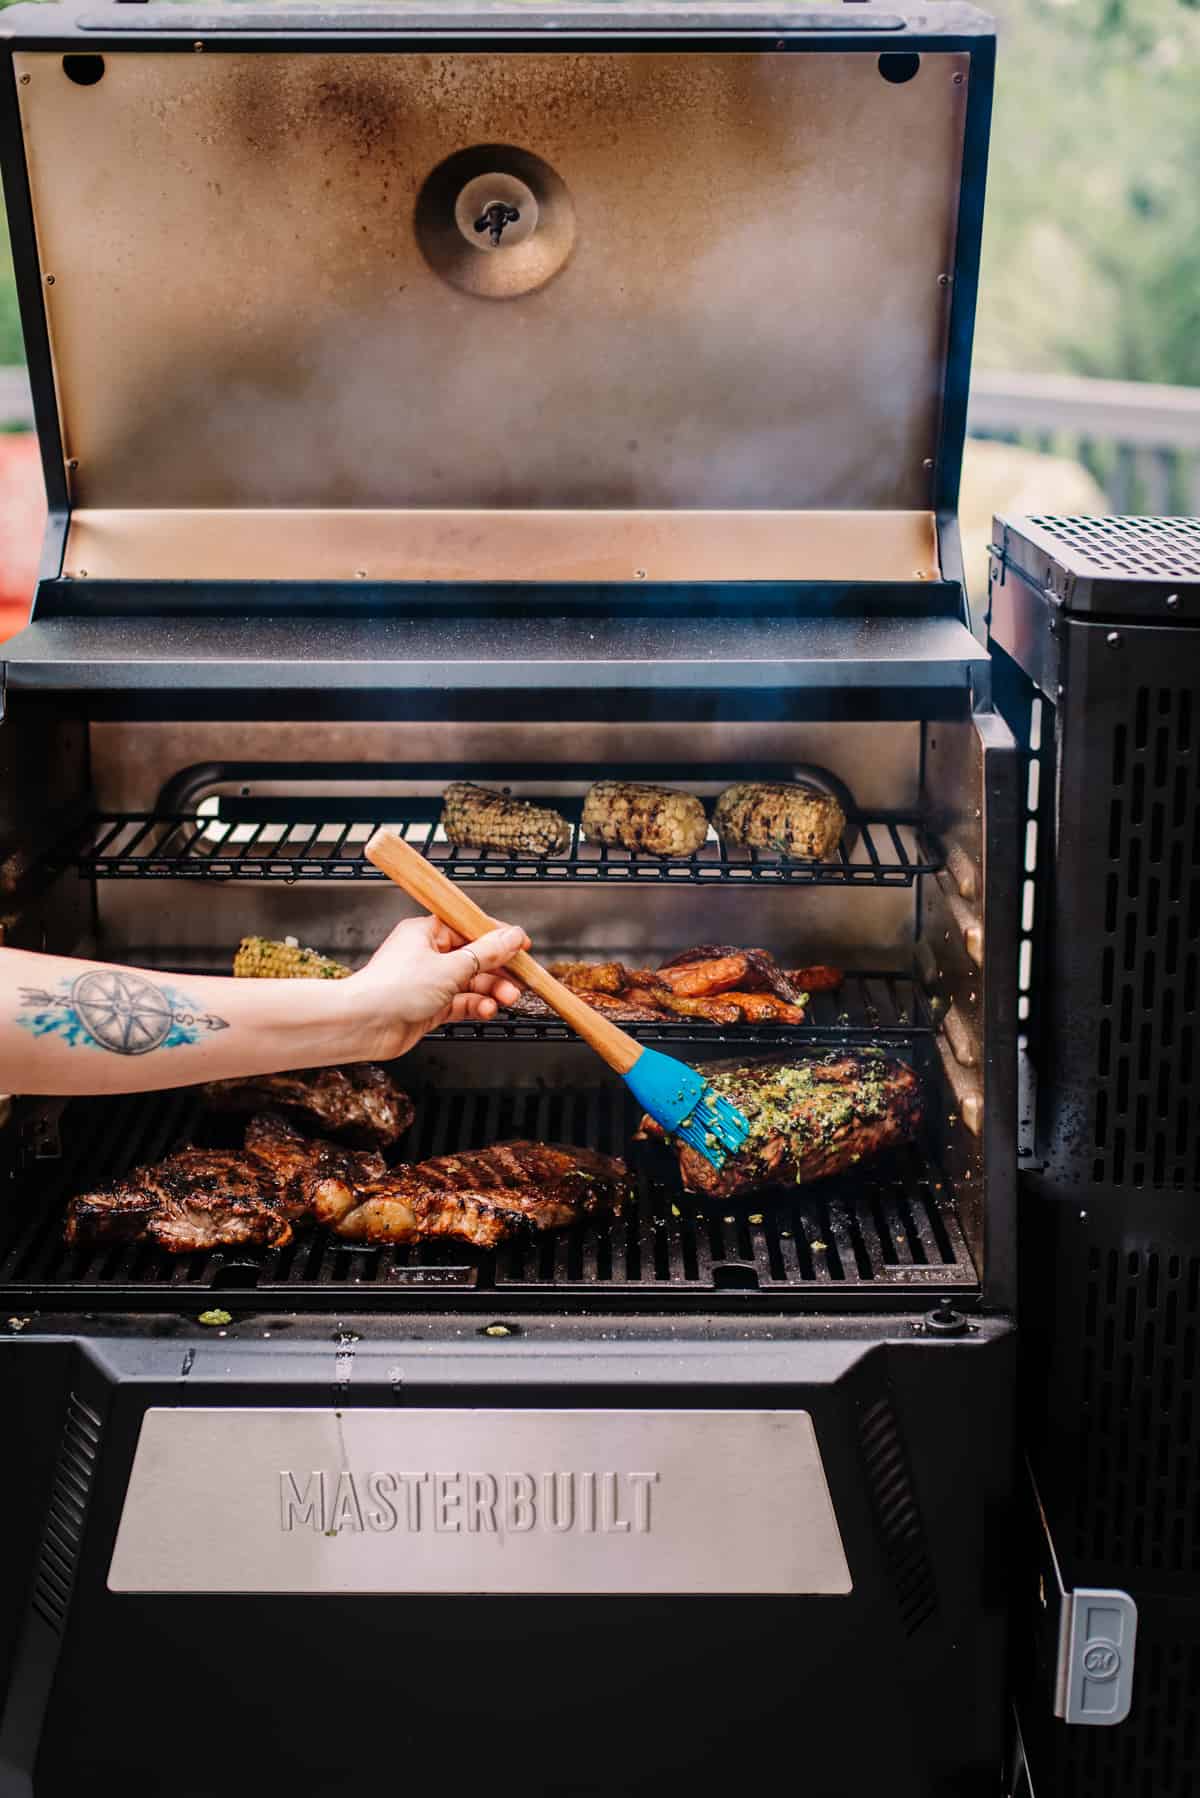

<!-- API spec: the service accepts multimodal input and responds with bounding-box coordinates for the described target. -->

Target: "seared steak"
[244,1111,385,1228]
[636,1052,922,1199]
[336,1142,630,1249]
[204,1063,414,1148]
[65,1148,294,1254]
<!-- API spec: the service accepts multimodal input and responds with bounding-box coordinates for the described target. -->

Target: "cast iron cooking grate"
[0,1080,975,1314]
[65,803,940,888]
[1026,514,1200,581]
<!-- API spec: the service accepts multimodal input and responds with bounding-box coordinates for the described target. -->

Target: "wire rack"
[430,974,929,1045]
[66,803,942,888]
[0,1077,976,1315]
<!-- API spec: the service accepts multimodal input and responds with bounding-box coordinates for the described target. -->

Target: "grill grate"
[433,974,929,1045]
[0,1079,975,1313]
[65,804,940,888]
[1027,514,1200,580]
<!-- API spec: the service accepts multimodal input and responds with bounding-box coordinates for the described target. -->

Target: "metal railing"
[967,371,1200,515]
[2,364,1198,515]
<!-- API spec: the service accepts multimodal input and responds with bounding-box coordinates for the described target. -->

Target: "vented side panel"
[1076,1239,1200,1577]
[1024,1628,1200,1798]
[1022,1194,1200,1594]
[1025,621,1200,1191]
[858,1394,938,1636]
[1025,515,1200,581]
[29,1393,102,1634]
[1093,683,1199,1191]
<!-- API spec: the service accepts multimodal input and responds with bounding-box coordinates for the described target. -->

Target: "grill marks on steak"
[64,1148,296,1254]
[203,1064,414,1149]
[335,1144,631,1249]
[636,1053,923,1200]
[64,1118,629,1257]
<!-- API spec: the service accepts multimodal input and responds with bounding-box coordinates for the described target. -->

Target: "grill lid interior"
[4,5,993,582]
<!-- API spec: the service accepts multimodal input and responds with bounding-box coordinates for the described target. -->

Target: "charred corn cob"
[233,936,351,979]
[581,780,708,858]
[441,782,570,855]
[712,781,845,860]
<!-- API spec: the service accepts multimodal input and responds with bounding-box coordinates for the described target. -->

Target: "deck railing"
[967,371,1200,515]
[2,364,1198,514]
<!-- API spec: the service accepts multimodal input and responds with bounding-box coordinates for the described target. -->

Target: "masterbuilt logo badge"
[279,1469,660,1536]
[107,1408,854,1595]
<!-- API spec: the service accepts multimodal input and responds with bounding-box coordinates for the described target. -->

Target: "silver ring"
[464,948,481,982]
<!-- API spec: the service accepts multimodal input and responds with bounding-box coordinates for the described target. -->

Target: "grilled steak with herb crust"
[335,1142,630,1249]
[636,1052,922,1199]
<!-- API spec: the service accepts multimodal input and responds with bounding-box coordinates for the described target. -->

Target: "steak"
[64,1148,294,1254]
[636,1052,922,1199]
[203,1063,414,1148]
[336,1142,630,1249]
[244,1111,385,1228]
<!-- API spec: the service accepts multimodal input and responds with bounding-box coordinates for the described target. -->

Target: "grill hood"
[0,1,993,589]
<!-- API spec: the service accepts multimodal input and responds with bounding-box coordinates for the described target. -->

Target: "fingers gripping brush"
[365,828,750,1171]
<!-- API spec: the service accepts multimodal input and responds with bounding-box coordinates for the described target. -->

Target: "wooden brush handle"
[364,827,642,1076]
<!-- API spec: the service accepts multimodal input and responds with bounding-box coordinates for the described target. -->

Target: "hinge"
[1029,1464,1137,1728]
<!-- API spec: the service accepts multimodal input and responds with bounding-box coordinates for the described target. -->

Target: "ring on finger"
[464,948,481,982]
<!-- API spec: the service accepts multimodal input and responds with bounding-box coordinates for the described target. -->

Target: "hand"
[343,914,530,1059]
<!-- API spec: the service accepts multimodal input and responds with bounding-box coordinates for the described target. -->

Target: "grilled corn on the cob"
[581,780,708,858]
[233,936,351,979]
[441,782,571,855]
[712,781,845,859]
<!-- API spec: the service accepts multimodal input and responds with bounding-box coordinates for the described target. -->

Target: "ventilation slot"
[1053,1635,1200,1797]
[1076,1242,1200,1576]
[858,1395,938,1635]
[30,1393,103,1633]
[1093,685,1200,1190]
[1028,514,1200,579]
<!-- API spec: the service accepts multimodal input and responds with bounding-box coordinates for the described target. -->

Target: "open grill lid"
[0,1,993,592]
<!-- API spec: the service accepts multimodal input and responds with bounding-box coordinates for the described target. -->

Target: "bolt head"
[1166,592,1180,609]
[1106,630,1122,647]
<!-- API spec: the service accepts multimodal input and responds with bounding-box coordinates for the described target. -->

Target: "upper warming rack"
[65,804,941,889]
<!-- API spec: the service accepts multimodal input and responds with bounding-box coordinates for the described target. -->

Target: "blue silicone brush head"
[623,1046,750,1169]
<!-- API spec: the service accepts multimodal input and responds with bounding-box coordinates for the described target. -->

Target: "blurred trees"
[978,0,1200,384]
[0,0,1195,382]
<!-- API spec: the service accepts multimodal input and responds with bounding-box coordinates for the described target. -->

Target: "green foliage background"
[0,0,1196,382]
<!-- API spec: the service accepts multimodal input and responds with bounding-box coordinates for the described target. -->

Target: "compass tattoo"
[17,971,229,1055]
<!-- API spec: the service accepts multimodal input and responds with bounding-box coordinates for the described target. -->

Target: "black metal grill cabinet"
[988,512,1200,1798]
[0,8,1016,1796]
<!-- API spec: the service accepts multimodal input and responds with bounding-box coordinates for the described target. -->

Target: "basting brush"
[365,827,750,1170]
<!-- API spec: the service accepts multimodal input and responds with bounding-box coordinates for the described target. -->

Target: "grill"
[66,805,939,888]
[0,1070,973,1314]
[0,11,1016,1795]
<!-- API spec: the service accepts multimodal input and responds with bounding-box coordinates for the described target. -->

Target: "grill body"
[989,514,1200,1796]
[0,7,1014,1794]
[0,1318,1015,1798]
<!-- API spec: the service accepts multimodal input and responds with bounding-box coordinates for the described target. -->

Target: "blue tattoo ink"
[18,972,229,1056]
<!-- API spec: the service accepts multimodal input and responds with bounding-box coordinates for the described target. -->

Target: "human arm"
[0,915,529,1096]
